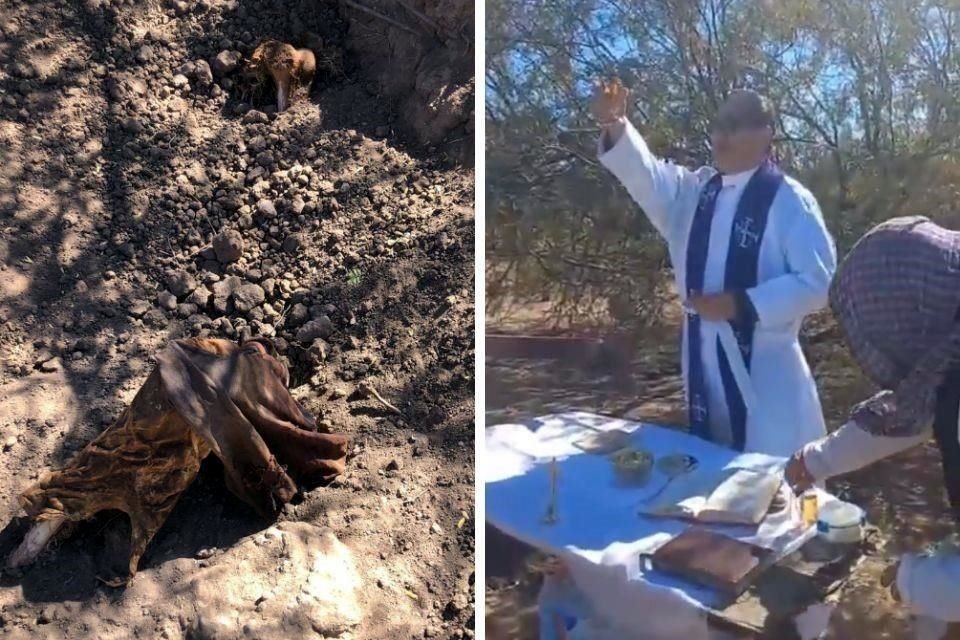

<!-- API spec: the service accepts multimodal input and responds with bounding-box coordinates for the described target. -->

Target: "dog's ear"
[155,341,219,431]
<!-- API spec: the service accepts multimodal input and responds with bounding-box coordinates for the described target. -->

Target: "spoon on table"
[641,454,698,505]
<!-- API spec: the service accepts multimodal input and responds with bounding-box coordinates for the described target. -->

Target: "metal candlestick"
[542,457,559,525]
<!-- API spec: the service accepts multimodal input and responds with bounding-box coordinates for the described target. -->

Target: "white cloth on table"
[597,121,836,456]
[486,411,825,639]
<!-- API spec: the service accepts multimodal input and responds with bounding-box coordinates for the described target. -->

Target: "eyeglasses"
[711,115,772,135]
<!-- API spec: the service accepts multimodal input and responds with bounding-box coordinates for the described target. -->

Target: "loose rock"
[307,338,329,364]
[282,233,305,255]
[257,199,277,218]
[158,290,178,311]
[167,271,198,297]
[213,229,244,263]
[212,50,242,76]
[136,45,154,63]
[295,316,334,342]
[233,283,266,314]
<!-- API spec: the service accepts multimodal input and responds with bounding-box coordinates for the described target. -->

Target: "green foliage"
[346,267,364,289]
[487,0,960,331]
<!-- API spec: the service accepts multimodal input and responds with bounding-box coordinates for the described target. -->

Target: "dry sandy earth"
[485,314,960,640]
[0,0,474,638]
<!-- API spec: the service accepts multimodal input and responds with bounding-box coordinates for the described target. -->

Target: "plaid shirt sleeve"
[849,315,960,437]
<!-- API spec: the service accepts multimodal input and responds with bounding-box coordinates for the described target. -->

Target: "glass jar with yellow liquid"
[801,490,819,527]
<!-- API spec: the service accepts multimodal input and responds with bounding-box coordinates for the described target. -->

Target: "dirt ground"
[0,0,474,638]
[485,312,960,640]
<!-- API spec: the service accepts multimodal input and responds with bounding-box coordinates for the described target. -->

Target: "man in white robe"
[592,81,836,456]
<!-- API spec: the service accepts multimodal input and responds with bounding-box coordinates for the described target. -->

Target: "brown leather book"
[649,527,773,596]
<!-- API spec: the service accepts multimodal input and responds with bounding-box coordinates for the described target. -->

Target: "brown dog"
[245,40,316,111]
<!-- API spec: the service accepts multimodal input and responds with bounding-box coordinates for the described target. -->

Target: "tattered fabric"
[12,338,349,582]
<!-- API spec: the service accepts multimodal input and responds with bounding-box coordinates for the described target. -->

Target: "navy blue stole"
[684,161,783,450]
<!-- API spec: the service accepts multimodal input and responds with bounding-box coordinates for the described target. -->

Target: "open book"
[638,466,782,526]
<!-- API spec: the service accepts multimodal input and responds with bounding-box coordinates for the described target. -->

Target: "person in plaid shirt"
[786,216,960,626]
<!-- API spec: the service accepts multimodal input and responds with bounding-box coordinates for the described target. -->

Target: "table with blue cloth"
[485,411,870,639]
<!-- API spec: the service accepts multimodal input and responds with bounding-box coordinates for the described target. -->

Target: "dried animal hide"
[10,338,349,583]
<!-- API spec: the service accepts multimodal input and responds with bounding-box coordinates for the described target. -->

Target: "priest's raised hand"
[591,78,629,147]
[591,79,628,125]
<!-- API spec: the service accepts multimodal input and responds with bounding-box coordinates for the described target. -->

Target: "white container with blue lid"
[816,499,866,544]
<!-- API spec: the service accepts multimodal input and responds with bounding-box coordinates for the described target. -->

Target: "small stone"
[282,233,304,255]
[144,308,168,328]
[172,74,190,89]
[167,271,198,297]
[213,229,244,263]
[178,303,199,318]
[307,338,329,363]
[233,283,266,314]
[212,276,242,313]
[4,436,17,451]
[121,117,143,134]
[187,285,212,307]
[287,303,309,326]
[157,291,178,311]
[256,199,277,218]
[261,278,276,297]
[172,0,190,15]
[431,522,442,535]
[212,50,242,76]
[196,548,216,560]
[295,316,333,342]
[128,300,151,318]
[38,357,61,373]
[192,59,213,85]
[136,45,154,63]
[75,280,89,294]
[243,110,269,125]
[445,595,469,618]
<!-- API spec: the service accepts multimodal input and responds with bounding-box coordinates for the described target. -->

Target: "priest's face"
[710,91,774,174]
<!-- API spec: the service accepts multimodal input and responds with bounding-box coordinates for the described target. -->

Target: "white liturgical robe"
[598,120,837,456]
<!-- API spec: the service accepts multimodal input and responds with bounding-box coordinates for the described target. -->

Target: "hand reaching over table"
[784,450,815,494]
